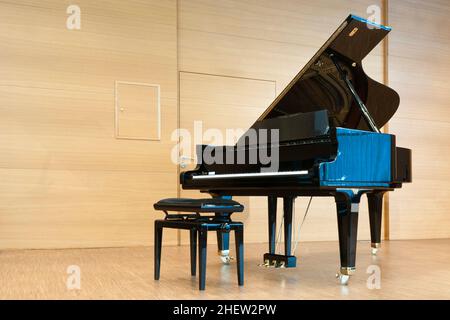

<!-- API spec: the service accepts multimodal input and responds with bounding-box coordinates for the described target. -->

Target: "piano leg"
[234,226,244,286]
[217,231,231,264]
[283,196,294,256]
[367,191,385,255]
[268,196,277,255]
[334,190,362,285]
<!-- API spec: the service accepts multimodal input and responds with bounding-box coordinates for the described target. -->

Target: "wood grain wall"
[0,0,448,249]
[388,0,450,239]
[0,0,179,248]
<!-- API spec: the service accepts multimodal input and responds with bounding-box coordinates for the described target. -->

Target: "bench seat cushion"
[154,198,244,213]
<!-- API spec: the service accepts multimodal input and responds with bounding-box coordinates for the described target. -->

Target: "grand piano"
[180,15,412,284]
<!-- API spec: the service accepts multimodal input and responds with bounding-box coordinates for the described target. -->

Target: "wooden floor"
[0,239,449,299]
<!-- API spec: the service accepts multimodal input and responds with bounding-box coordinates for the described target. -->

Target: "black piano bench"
[153,198,244,290]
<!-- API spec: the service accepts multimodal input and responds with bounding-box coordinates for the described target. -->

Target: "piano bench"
[153,198,244,290]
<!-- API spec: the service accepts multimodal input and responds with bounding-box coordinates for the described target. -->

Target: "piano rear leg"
[367,191,385,256]
[217,231,231,264]
[334,190,362,285]
[283,197,294,259]
[268,196,277,255]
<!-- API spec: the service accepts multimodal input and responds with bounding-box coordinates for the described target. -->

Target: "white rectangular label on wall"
[115,81,161,140]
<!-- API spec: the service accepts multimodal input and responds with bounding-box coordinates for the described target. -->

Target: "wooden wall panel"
[3,0,445,250]
[0,0,178,248]
[179,0,384,91]
[388,0,450,239]
[178,0,384,243]
[0,169,175,248]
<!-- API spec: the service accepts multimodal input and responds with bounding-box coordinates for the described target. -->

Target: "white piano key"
[192,170,309,180]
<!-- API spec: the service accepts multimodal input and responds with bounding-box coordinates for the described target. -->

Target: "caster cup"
[371,243,381,256]
[336,273,350,285]
[218,250,232,264]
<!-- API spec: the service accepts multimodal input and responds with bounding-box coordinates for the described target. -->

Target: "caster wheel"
[371,247,378,256]
[336,273,350,285]
[220,255,232,264]
[218,250,232,264]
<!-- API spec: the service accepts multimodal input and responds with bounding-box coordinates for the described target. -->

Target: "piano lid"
[256,15,400,131]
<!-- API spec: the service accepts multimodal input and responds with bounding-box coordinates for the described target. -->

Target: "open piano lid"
[255,14,399,131]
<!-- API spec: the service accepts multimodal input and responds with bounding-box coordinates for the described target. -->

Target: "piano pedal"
[258,259,271,268]
[258,259,284,268]
[262,253,297,268]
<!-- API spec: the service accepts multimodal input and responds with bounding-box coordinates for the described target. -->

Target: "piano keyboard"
[192,170,309,180]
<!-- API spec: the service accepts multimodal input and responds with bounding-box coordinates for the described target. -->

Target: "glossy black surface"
[238,110,330,146]
[195,110,336,175]
[153,197,244,213]
[255,15,400,131]
[368,191,385,245]
[153,198,245,289]
[181,128,401,189]
[395,147,412,183]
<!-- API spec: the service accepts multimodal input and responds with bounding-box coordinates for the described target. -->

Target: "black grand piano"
[181,15,412,284]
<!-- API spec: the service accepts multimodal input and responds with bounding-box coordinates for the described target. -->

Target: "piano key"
[192,170,309,180]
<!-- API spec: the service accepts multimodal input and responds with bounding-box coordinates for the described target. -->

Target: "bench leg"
[154,221,163,280]
[235,227,244,286]
[198,228,208,290]
[190,229,197,276]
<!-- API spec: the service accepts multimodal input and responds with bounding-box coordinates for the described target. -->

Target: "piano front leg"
[217,231,231,264]
[367,191,386,255]
[334,190,363,285]
[283,197,294,256]
[268,196,277,255]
